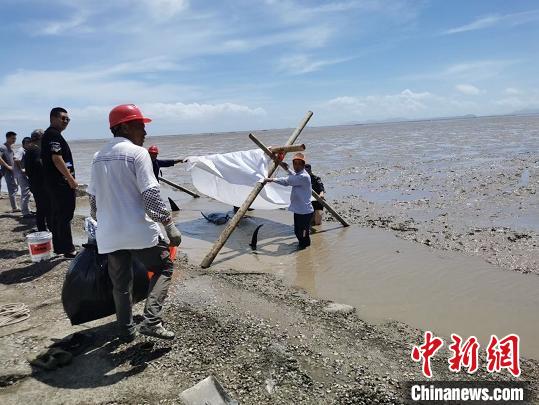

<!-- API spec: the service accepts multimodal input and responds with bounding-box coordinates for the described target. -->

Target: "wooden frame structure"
[200,111,349,268]
[159,176,200,198]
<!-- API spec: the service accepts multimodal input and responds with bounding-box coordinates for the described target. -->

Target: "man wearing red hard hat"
[147,144,184,180]
[87,104,182,342]
[264,152,314,249]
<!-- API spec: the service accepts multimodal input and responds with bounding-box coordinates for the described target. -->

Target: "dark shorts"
[312,200,324,211]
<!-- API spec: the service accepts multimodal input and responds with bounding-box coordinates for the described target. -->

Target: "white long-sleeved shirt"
[87,137,169,254]
[273,169,314,215]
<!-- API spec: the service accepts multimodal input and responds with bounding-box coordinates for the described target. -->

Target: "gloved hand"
[164,222,182,246]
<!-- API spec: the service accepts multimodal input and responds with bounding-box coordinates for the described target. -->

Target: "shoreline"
[0,199,538,403]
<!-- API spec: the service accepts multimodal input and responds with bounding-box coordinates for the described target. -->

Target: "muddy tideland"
[1,199,539,404]
[1,115,539,403]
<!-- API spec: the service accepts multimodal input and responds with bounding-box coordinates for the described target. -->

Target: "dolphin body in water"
[200,211,263,250]
[201,212,231,225]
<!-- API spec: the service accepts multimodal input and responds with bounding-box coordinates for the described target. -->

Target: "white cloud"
[0,61,196,106]
[40,14,88,35]
[265,0,420,25]
[404,60,519,82]
[443,9,539,35]
[141,102,266,120]
[505,87,521,95]
[456,84,480,95]
[30,0,189,37]
[0,62,267,138]
[326,89,437,117]
[141,0,189,20]
[494,91,539,110]
[218,25,334,53]
[444,15,502,35]
[277,54,350,74]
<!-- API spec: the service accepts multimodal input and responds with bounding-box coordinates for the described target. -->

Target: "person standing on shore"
[305,163,325,226]
[0,132,20,213]
[13,137,33,218]
[41,107,77,258]
[87,104,182,342]
[147,145,184,180]
[23,130,51,231]
[264,153,314,249]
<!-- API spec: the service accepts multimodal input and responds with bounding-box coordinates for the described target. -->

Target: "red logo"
[448,334,480,374]
[411,331,444,378]
[412,332,520,378]
[486,334,521,377]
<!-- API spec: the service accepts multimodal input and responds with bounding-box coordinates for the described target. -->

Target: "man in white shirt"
[265,153,314,249]
[87,104,182,342]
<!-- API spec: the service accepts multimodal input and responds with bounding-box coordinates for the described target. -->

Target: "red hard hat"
[148,145,159,154]
[109,104,152,128]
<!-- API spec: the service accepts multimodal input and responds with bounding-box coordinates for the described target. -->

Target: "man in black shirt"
[41,107,77,258]
[23,129,51,232]
[148,145,184,180]
[305,164,326,226]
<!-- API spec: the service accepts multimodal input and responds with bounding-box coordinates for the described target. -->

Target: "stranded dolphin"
[201,212,230,225]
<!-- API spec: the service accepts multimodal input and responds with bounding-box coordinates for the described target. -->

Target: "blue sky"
[1,0,538,139]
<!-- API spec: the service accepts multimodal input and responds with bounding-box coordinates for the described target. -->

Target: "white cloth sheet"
[186,149,291,210]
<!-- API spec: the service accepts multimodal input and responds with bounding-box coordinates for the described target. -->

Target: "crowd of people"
[1,108,77,257]
[2,103,326,341]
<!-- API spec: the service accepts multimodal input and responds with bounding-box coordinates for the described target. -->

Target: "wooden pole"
[249,134,349,227]
[200,111,313,268]
[159,176,200,198]
[269,144,305,153]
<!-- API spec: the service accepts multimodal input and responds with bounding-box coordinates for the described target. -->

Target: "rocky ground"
[326,152,539,275]
[0,198,538,404]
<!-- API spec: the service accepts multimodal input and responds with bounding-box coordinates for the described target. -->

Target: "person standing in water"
[305,163,325,226]
[264,152,314,249]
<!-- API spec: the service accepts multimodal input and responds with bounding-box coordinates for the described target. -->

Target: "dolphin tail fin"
[168,197,180,212]
[249,224,264,250]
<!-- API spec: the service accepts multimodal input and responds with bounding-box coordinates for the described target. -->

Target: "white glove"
[164,222,182,247]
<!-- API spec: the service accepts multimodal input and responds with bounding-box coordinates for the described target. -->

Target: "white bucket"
[26,231,53,262]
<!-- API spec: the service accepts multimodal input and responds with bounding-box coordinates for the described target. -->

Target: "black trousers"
[46,182,76,254]
[29,182,51,232]
[294,212,313,248]
[108,239,174,337]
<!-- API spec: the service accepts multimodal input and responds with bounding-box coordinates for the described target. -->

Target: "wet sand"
[1,200,539,404]
[2,114,539,402]
[154,195,539,360]
[71,115,539,360]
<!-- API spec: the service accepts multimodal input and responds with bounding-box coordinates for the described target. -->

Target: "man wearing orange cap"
[147,145,184,180]
[264,152,314,249]
[87,104,182,342]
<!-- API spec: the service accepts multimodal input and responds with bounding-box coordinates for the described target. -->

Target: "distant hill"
[343,114,478,126]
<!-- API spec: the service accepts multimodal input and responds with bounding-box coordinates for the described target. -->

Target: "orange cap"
[292,152,306,163]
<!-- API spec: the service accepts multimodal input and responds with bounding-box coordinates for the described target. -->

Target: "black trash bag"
[62,241,151,325]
